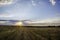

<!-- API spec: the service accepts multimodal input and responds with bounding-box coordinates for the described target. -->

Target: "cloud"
[0,0,13,5]
[39,18,60,23]
[0,14,15,17]
[50,0,56,6]
[27,18,60,23]
[31,0,36,6]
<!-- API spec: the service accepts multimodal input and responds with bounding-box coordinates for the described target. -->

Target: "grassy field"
[0,26,60,40]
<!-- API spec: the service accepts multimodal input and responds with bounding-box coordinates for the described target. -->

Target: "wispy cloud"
[39,18,60,23]
[0,14,15,17]
[31,0,36,6]
[0,0,14,5]
[27,18,60,23]
[50,0,56,6]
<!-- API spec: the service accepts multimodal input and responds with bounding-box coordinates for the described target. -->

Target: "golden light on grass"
[15,22,23,26]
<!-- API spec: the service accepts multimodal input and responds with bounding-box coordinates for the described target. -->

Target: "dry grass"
[0,26,60,40]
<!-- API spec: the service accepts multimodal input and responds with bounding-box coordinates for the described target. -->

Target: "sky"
[0,0,60,21]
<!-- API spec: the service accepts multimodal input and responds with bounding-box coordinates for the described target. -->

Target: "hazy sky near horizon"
[0,0,60,20]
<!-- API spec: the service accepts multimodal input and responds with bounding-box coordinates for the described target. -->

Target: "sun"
[15,22,23,26]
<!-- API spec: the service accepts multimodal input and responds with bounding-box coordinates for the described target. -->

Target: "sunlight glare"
[15,22,23,26]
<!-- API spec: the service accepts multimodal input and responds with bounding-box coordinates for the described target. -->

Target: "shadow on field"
[0,25,60,40]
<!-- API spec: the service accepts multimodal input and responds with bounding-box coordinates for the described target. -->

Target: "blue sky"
[0,0,60,20]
